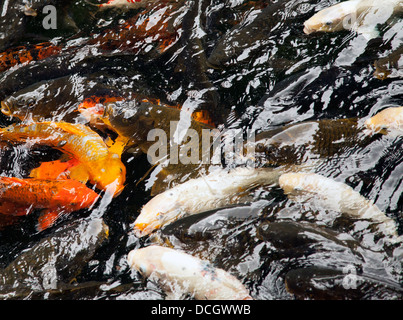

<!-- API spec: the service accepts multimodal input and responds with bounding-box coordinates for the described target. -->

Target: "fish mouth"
[1,101,12,116]
[134,218,162,238]
[303,23,315,35]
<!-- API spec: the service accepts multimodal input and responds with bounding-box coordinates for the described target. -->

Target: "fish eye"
[26,98,35,107]
[326,21,333,26]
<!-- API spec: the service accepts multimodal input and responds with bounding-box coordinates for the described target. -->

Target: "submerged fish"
[0,122,126,196]
[285,266,403,300]
[0,74,124,123]
[127,245,252,300]
[0,218,109,298]
[303,0,403,39]
[0,176,99,231]
[95,99,218,194]
[254,106,403,166]
[254,118,368,166]
[207,0,288,67]
[374,45,403,80]
[89,0,158,9]
[278,172,400,240]
[365,106,403,135]
[99,99,215,149]
[0,42,62,73]
[133,167,283,237]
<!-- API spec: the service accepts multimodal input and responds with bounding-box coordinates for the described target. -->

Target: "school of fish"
[0,0,402,300]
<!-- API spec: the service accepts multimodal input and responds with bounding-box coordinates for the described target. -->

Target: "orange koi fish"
[0,176,99,231]
[0,122,126,196]
[0,42,62,73]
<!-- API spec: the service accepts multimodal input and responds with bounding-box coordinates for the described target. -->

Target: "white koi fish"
[279,172,400,241]
[365,106,403,136]
[133,167,283,237]
[127,246,253,300]
[303,0,403,39]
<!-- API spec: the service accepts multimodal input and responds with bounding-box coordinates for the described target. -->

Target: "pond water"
[0,0,402,300]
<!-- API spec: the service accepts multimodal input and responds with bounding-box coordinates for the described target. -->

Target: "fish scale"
[0,122,110,162]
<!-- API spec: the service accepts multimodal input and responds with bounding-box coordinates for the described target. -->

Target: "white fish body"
[127,246,252,300]
[304,0,403,39]
[365,106,403,137]
[134,167,282,236]
[279,172,400,240]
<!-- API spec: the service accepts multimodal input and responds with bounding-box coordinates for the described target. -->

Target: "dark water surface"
[0,0,402,299]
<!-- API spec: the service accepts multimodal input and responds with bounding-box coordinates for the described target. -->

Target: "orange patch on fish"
[0,42,62,72]
[30,158,81,180]
[0,176,99,230]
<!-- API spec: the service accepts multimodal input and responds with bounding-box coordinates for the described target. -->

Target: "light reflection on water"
[0,0,401,299]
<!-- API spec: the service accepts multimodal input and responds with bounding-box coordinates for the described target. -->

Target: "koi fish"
[303,0,403,39]
[0,74,124,123]
[374,45,403,80]
[127,246,253,300]
[364,106,403,136]
[0,122,126,196]
[88,0,153,9]
[207,0,288,68]
[133,167,283,237]
[29,157,82,181]
[0,42,62,73]
[0,176,99,231]
[0,218,109,297]
[278,172,400,240]
[88,2,182,58]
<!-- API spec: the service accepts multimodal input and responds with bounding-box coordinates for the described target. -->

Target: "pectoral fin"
[30,157,80,180]
[355,25,380,40]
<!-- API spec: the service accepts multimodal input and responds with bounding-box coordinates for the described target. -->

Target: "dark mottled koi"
[0,42,62,73]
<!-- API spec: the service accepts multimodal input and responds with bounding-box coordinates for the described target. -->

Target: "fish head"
[133,189,182,237]
[0,95,37,121]
[103,101,161,141]
[1,79,63,121]
[90,155,127,197]
[303,2,359,34]
[279,172,305,195]
[127,246,168,278]
[365,106,403,135]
